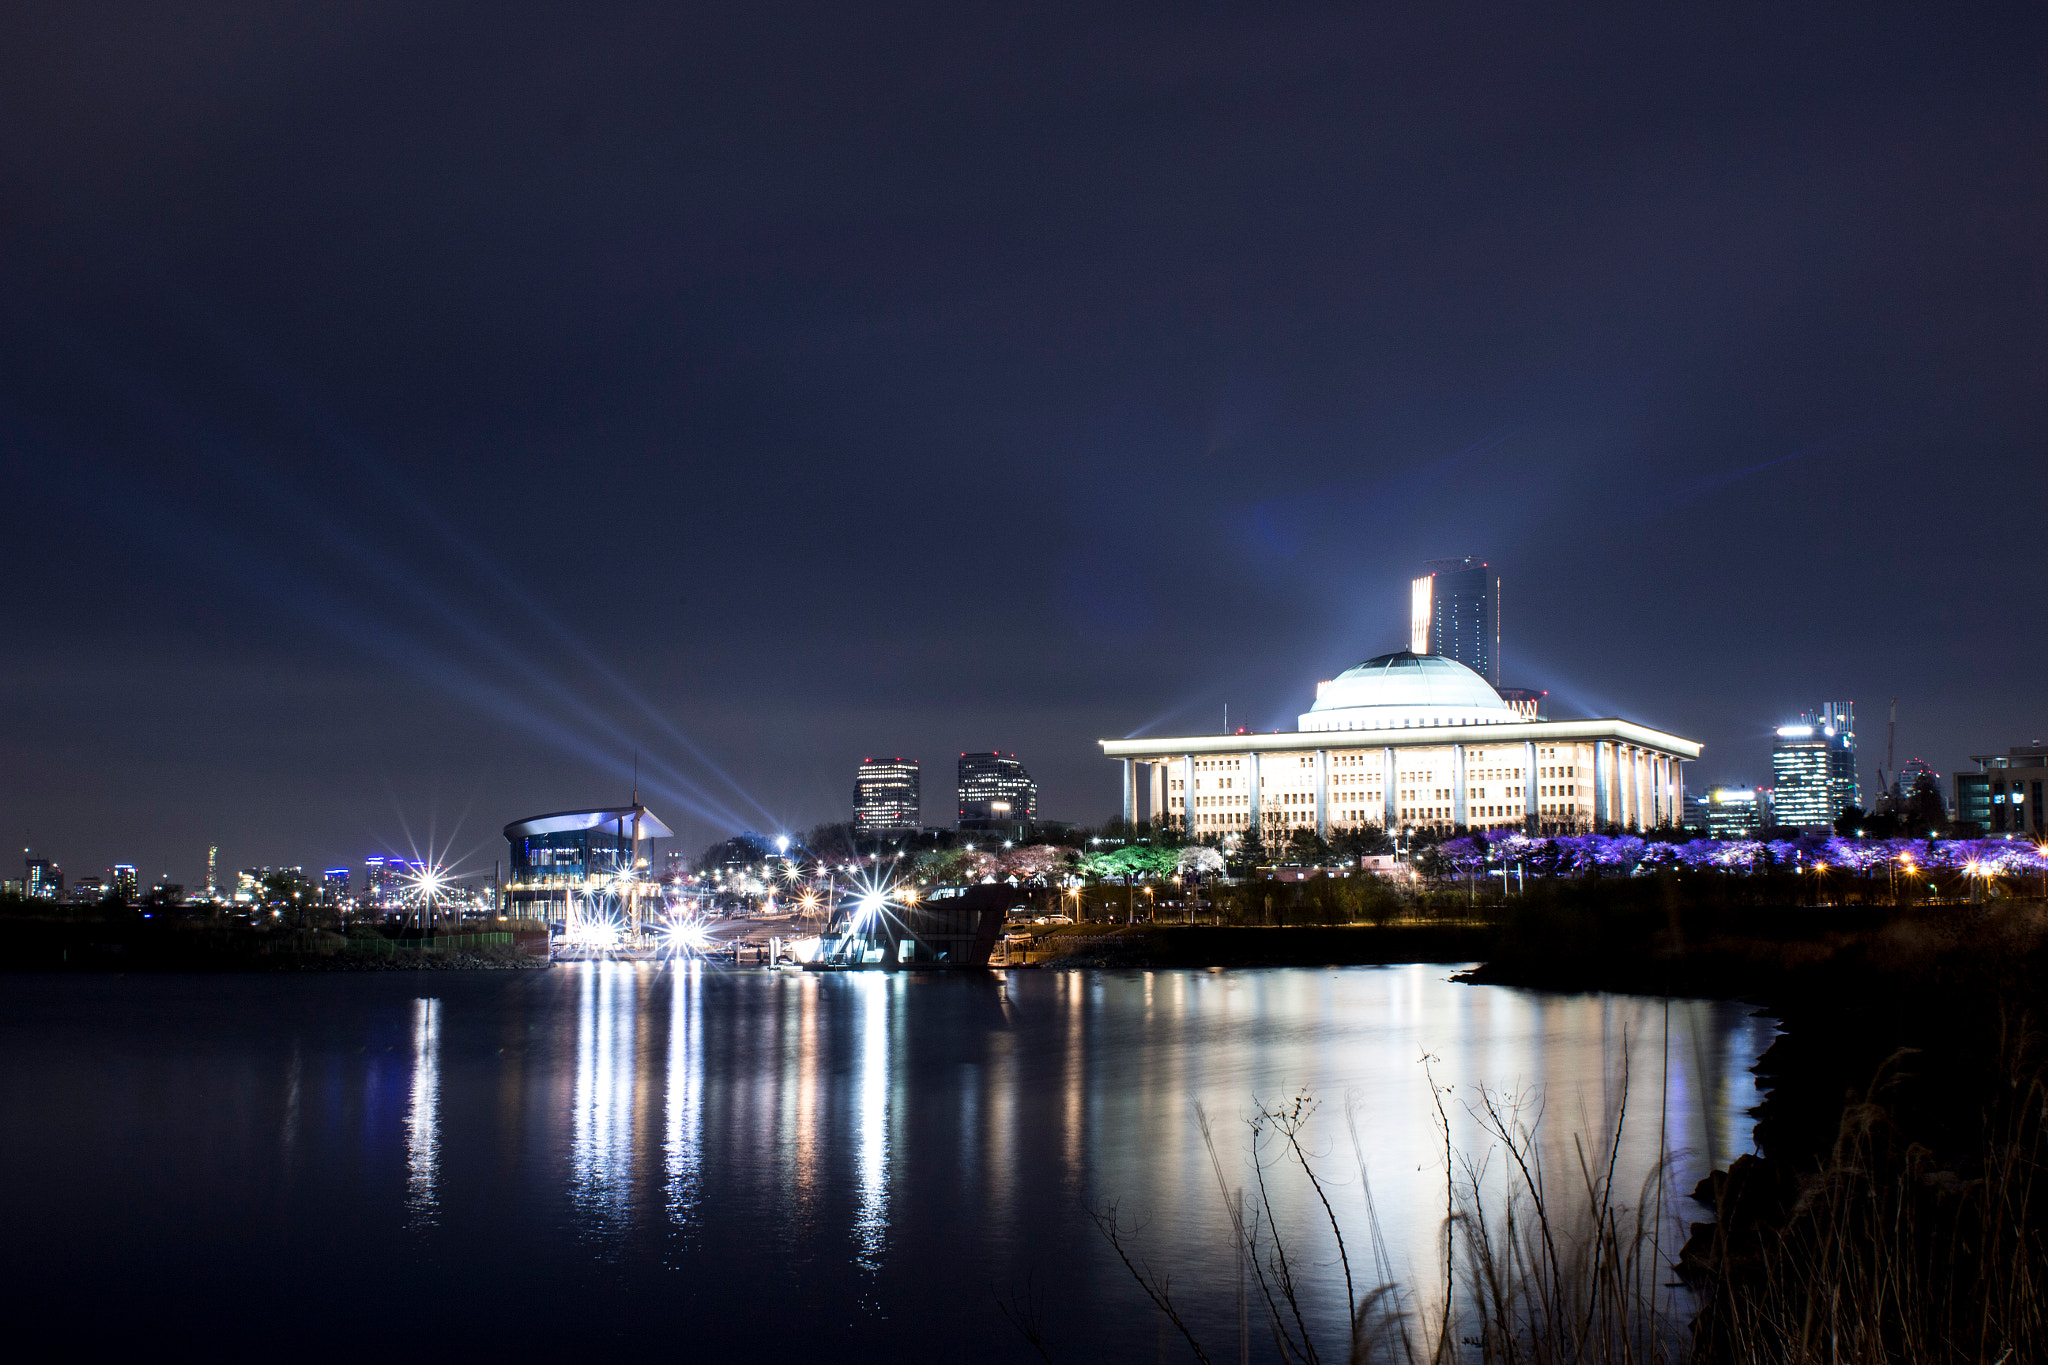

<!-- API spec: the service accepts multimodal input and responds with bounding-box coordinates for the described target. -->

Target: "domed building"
[1101,649,1699,839]
[1300,651,1517,732]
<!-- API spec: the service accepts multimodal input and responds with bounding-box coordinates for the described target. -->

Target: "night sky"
[5,4,2046,884]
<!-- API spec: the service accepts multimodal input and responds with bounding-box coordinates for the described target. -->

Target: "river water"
[0,965,1772,1361]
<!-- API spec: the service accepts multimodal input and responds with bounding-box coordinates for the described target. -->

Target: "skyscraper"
[1410,557,1500,685]
[958,752,1038,828]
[854,758,921,832]
[111,864,138,903]
[25,858,62,900]
[1770,702,1858,827]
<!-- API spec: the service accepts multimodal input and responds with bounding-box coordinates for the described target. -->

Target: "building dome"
[1298,651,1516,732]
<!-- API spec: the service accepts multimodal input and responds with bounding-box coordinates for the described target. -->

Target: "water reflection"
[851,975,890,1269]
[405,997,440,1227]
[0,967,1781,1362]
[431,967,1769,1353]
[571,963,637,1228]
[664,961,703,1225]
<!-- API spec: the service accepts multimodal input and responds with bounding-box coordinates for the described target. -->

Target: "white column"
[1150,761,1166,828]
[1452,743,1468,829]
[1593,743,1609,828]
[1121,759,1135,825]
[1248,751,1262,834]
[1182,753,1196,837]
[1314,749,1329,840]
[1521,740,1537,828]
[1382,747,1397,830]
[1632,747,1646,832]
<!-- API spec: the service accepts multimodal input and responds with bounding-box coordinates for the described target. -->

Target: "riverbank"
[1008,919,1495,967]
[1467,891,2048,1362]
[0,911,552,971]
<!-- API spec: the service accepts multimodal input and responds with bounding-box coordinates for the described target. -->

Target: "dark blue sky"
[4,3,2045,882]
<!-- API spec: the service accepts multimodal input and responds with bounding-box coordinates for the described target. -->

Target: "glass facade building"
[957,753,1038,828]
[854,758,921,832]
[1410,557,1500,687]
[1770,702,1857,827]
[503,806,673,923]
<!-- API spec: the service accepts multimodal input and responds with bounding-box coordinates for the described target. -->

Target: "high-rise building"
[854,758,921,832]
[958,752,1038,828]
[363,856,420,911]
[111,864,138,904]
[1410,557,1500,686]
[25,858,62,900]
[321,868,351,906]
[1704,787,1768,839]
[1893,758,1946,818]
[1771,702,1858,827]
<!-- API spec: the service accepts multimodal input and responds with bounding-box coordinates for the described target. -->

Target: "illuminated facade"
[1769,702,1857,827]
[1704,787,1768,839]
[1103,650,1699,838]
[958,752,1037,828]
[854,758,921,832]
[25,859,61,900]
[503,805,672,923]
[1411,558,1500,686]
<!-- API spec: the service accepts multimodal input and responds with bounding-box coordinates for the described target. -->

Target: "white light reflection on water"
[571,962,638,1229]
[520,964,1771,1354]
[664,960,704,1226]
[405,997,440,1227]
[850,974,890,1270]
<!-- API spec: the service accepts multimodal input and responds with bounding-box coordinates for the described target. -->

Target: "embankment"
[1016,920,1495,968]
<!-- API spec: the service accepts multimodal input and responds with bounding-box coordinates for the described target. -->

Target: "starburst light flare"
[659,911,714,958]
[562,894,625,952]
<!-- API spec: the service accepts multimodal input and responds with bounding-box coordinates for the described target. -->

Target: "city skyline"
[6,6,2046,882]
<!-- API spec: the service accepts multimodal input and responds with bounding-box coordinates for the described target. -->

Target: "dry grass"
[1077,1035,2048,1364]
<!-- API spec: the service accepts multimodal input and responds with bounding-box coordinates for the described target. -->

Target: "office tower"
[321,868,351,905]
[205,845,218,900]
[25,858,62,900]
[1704,787,1768,839]
[854,758,921,833]
[1771,702,1858,827]
[1410,557,1500,685]
[111,864,138,903]
[958,752,1038,828]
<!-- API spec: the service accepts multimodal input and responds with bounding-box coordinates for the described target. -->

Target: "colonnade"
[1120,739,1687,837]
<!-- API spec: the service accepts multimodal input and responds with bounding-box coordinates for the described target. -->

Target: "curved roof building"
[503,805,670,923]
[1301,651,1515,732]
